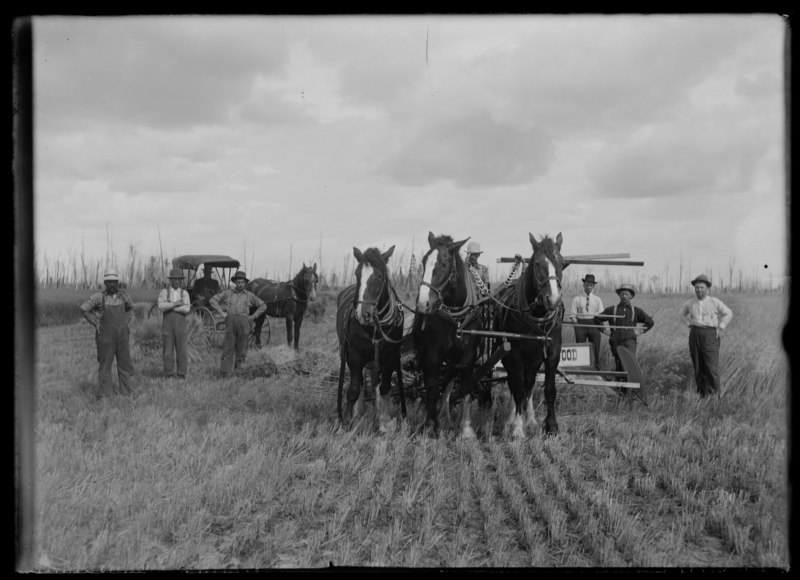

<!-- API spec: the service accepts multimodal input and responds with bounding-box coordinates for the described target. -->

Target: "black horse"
[336,246,406,432]
[494,233,565,438]
[247,263,318,350]
[414,232,488,438]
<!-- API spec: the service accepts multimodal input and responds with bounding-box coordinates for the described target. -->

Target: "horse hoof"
[544,425,559,438]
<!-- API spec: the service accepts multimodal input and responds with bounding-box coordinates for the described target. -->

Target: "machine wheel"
[186,311,210,348]
[248,316,271,349]
[617,346,648,405]
[192,306,221,347]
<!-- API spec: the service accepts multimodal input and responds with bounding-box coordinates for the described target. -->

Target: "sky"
[30,14,788,288]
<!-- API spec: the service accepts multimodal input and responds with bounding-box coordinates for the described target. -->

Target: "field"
[26,290,789,570]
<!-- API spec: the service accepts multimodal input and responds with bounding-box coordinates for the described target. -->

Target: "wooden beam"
[497,257,644,267]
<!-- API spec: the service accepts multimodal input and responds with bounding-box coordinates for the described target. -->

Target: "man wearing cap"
[568,274,604,370]
[192,265,221,307]
[209,271,267,376]
[158,268,192,379]
[594,283,654,377]
[80,268,135,398]
[678,274,733,397]
[465,241,490,290]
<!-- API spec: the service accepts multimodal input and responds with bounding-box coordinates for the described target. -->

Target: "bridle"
[529,253,563,309]
[289,269,317,303]
[418,248,457,309]
[352,264,404,344]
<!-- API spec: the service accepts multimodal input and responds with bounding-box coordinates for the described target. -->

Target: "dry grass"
[27,290,789,570]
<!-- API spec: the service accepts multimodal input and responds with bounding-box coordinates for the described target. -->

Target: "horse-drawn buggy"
[335,233,646,438]
[148,254,270,348]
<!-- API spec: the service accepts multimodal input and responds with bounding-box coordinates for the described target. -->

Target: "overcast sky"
[31,14,787,286]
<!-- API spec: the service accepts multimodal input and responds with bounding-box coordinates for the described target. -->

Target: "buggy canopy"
[172,255,240,270]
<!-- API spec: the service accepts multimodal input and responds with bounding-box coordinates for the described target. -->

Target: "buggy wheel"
[192,306,220,347]
[186,311,210,348]
[248,316,271,349]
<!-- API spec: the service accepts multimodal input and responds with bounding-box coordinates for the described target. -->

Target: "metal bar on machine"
[563,323,648,330]
[458,329,550,341]
[496,256,644,266]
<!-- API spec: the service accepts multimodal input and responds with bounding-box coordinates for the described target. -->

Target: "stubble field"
[27,290,789,570]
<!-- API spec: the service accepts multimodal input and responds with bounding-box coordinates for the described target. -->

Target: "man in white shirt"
[158,268,192,378]
[678,274,733,397]
[568,274,604,370]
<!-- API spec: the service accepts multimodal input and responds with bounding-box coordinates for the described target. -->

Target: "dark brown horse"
[414,232,487,438]
[336,246,406,432]
[247,263,318,350]
[493,233,565,438]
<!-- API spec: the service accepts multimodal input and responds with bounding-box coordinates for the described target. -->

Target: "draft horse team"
[337,231,567,440]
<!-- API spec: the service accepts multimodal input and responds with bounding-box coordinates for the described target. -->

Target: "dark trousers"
[574,324,602,370]
[162,311,188,376]
[689,326,721,396]
[220,315,250,374]
[609,336,637,372]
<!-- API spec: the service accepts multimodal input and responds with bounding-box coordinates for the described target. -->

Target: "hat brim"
[691,279,711,287]
[616,288,635,297]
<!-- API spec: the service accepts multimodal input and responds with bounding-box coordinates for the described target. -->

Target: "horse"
[414,231,489,438]
[336,246,406,433]
[247,263,318,350]
[493,232,565,438]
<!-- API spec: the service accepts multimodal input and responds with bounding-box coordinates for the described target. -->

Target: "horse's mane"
[427,234,465,283]
[360,247,390,271]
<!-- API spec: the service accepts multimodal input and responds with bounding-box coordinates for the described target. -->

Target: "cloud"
[376,109,555,188]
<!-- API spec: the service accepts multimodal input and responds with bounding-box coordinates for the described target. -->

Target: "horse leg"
[543,358,559,436]
[285,315,293,347]
[253,314,265,348]
[395,356,407,419]
[423,371,442,437]
[293,314,303,350]
[376,362,395,434]
[522,363,540,435]
[343,360,363,428]
[504,360,527,440]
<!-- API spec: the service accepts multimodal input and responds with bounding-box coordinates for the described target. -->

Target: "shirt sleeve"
[175,289,191,314]
[678,300,692,326]
[715,298,733,329]
[637,307,655,332]
[249,292,267,319]
[209,290,226,311]
[568,296,579,321]
[157,288,172,311]
[594,306,611,326]
[80,293,102,313]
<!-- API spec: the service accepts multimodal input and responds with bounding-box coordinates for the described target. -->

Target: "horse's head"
[353,245,394,325]
[297,262,318,302]
[526,232,565,311]
[416,231,470,314]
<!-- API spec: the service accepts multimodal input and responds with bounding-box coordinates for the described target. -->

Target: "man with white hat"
[568,273,604,370]
[465,241,490,289]
[209,270,267,377]
[594,283,654,380]
[678,274,733,397]
[80,268,135,397]
[158,268,192,379]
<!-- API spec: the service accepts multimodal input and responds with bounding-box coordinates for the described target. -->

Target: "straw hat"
[615,283,636,297]
[103,268,119,282]
[466,241,482,254]
[691,274,711,288]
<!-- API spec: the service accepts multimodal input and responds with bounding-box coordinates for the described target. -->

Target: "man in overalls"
[158,268,192,378]
[209,270,267,377]
[80,268,135,398]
